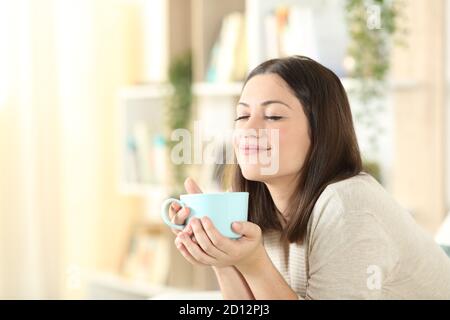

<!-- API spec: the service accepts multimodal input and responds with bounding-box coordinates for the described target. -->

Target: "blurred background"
[0,0,449,299]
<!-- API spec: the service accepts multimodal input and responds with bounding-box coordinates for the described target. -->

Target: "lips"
[239,145,269,150]
[238,144,271,155]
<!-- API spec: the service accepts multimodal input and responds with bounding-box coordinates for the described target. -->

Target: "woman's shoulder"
[306,172,401,261]
[308,171,406,240]
[314,171,398,216]
[321,171,381,198]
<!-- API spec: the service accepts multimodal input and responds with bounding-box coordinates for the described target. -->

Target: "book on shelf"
[206,11,247,83]
[264,3,349,77]
[125,122,168,185]
[125,135,139,183]
[133,122,153,183]
[264,11,279,59]
[121,226,171,285]
[264,5,319,61]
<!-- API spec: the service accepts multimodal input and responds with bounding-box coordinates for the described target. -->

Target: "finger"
[171,207,190,225]
[190,218,226,258]
[174,238,205,267]
[201,216,234,252]
[170,207,190,235]
[232,221,262,240]
[178,232,216,265]
[184,177,203,194]
[168,202,184,220]
[170,201,181,213]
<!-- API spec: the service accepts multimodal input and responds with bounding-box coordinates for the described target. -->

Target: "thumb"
[184,177,203,194]
[232,221,261,239]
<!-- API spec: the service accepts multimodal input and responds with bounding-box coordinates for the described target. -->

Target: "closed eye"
[234,115,284,121]
[265,116,283,121]
[234,115,250,121]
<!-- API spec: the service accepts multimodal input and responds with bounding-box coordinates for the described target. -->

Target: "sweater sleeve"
[305,191,398,300]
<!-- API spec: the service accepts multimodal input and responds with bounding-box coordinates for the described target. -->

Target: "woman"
[169,56,450,299]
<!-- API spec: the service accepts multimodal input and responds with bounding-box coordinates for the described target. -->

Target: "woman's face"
[233,73,311,183]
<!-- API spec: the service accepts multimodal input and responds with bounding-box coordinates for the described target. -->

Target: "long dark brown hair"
[231,55,362,244]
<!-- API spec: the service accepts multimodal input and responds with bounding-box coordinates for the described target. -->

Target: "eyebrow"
[237,100,292,109]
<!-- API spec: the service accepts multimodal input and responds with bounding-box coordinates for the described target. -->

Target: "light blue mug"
[160,192,249,239]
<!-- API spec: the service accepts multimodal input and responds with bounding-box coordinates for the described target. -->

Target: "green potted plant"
[344,0,405,183]
[165,51,193,196]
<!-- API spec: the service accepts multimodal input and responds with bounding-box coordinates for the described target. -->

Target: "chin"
[239,164,275,183]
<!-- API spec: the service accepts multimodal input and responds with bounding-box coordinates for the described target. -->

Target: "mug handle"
[160,198,188,230]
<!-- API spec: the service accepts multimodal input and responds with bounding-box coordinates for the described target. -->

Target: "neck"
[264,174,299,217]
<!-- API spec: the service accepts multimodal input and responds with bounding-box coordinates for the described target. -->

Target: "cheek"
[277,127,310,167]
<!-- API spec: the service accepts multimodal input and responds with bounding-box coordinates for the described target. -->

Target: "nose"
[241,113,265,130]
[234,114,269,144]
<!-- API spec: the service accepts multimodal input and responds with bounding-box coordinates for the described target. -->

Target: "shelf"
[341,77,420,92]
[118,83,173,100]
[190,78,420,99]
[192,81,243,97]
[86,272,182,299]
[191,0,246,82]
[87,271,222,300]
[119,82,244,99]
[117,83,171,197]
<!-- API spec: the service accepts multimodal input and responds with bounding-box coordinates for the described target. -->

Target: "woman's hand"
[174,215,265,271]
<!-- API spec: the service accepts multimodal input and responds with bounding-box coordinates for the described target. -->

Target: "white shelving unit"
[116,0,422,202]
[245,0,349,74]
[117,83,172,197]
[191,0,246,83]
[116,0,366,198]
[116,84,176,228]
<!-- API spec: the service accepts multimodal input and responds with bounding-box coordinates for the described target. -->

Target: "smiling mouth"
[238,145,271,155]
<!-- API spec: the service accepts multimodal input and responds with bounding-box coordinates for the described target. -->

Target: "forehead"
[240,73,297,103]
